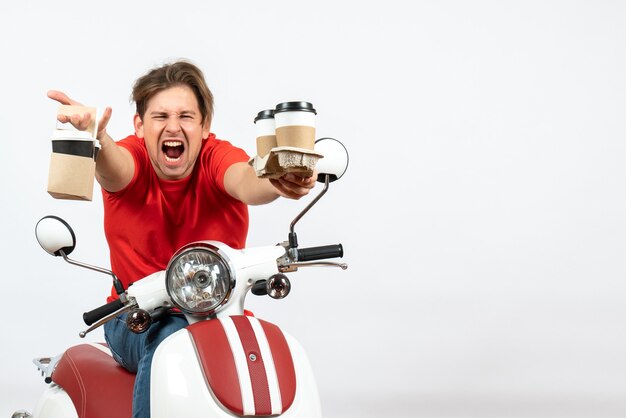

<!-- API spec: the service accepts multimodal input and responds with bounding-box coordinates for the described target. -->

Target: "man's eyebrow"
[149,110,197,116]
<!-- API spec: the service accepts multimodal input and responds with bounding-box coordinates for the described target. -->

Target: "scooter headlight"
[165,243,234,316]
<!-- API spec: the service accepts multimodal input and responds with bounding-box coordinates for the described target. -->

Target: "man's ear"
[133,113,144,138]
[202,119,211,139]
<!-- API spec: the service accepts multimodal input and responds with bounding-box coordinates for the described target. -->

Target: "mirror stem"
[59,249,126,297]
[288,174,330,249]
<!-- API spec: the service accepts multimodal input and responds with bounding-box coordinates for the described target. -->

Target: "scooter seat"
[52,343,134,418]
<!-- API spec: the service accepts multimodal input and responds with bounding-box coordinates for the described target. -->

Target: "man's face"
[134,85,210,180]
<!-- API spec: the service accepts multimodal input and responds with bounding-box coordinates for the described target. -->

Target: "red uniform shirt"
[103,133,250,301]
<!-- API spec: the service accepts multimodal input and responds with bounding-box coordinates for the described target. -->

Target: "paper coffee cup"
[254,109,277,158]
[48,129,98,201]
[274,101,316,150]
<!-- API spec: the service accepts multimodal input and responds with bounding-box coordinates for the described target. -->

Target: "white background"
[1,1,626,417]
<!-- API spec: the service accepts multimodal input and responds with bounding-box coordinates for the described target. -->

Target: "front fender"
[151,316,321,418]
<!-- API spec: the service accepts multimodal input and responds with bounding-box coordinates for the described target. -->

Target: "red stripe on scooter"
[259,320,297,411]
[188,321,243,415]
[231,316,272,415]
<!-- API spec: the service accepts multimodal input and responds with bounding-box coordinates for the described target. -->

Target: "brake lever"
[279,261,348,273]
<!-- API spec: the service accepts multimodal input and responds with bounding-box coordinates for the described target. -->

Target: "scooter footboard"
[150,315,322,417]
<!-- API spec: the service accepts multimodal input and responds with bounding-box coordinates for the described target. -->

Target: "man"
[48,60,315,418]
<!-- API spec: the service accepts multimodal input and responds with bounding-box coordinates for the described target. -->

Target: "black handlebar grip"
[297,244,343,262]
[83,299,124,326]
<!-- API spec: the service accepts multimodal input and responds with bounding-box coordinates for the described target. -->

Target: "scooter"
[13,138,349,418]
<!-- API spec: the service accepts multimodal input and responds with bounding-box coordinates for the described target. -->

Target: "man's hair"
[132,60,214,124]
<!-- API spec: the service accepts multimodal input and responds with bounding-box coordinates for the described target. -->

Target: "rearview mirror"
[314,138,349,183]
[35,216,76,256]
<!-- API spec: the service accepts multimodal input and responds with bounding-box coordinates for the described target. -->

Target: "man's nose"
[165,116,182,133]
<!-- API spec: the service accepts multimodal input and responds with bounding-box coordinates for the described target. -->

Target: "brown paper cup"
[256,135,277,158]
[274,102,316,150]
[47,153,96,201]
[254,109,277,157]
[47,131,97,201]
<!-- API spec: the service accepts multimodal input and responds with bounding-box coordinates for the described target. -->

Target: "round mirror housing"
[35,216,76,257]
[314,137,349,183]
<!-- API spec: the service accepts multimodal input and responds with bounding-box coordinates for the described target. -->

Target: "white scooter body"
[32,385,78,418]
[26,244,323,418]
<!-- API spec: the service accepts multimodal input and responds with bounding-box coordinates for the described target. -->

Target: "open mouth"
[162,140,185,162]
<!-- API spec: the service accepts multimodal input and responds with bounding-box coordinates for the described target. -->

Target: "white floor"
[5,388,625,418]
[324,395,626,418]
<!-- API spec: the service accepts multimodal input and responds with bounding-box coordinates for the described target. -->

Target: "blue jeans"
[104,312,188,418]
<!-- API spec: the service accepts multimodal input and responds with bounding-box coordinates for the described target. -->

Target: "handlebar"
[83,299,125,326]
[297,244,343,262]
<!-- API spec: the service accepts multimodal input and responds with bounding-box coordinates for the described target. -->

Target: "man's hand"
[47,90,112,140]
[270,172,317,200]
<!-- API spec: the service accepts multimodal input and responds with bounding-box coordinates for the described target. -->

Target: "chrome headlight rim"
[165,242,236,316]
